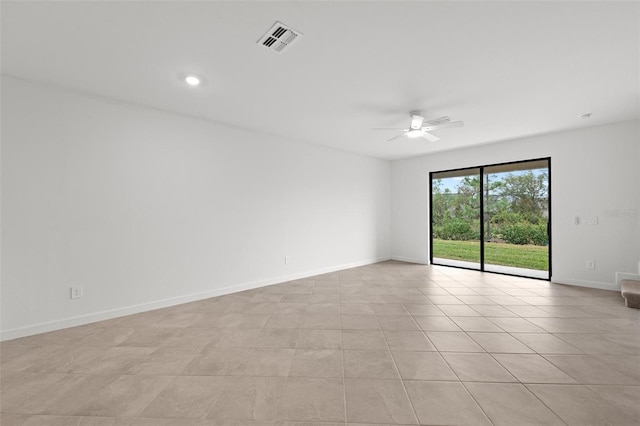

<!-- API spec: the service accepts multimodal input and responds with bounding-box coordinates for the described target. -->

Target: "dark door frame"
[429,157,551,281]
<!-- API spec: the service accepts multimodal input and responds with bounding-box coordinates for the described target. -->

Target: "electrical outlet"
[585,261,595,269]
[284,256,289,265]
[70,286,83,299]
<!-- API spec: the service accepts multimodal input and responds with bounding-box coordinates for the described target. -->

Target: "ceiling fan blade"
[423,116,452,126]
[372,128,410,131]
[386,132,409,142]
[419,131,440,142]
[422,121,464,131]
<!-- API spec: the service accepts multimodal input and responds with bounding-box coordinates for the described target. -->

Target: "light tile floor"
[1,261,639,425]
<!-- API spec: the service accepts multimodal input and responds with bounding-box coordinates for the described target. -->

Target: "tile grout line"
[377,303,421,426]
[436,345,497,426]
[339,278,348,425]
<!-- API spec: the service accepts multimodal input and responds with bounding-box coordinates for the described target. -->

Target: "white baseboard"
[391,255,428,265]
[0,256,390,342]
[551,277,619,291]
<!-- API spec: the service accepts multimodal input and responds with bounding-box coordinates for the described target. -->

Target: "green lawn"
[432,239,548,271]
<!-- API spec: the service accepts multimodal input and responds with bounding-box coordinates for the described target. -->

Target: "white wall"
[391,120,640,289]
[3,75,638,341]
[1,76,391,339]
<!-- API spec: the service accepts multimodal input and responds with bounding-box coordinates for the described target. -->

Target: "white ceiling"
[2,1,638,160]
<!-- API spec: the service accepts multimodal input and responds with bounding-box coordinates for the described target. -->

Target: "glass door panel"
[430,168,482,270]
[483,159,550,279]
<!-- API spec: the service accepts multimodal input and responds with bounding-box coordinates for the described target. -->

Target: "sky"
[433,168,547,194]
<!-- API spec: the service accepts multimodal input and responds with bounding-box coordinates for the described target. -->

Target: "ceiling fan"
[373,112,464,142]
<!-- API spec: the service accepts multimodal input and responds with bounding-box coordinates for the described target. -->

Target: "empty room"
[1,1,639,425]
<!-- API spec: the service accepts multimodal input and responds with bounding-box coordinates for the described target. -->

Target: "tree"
[483,173,508,241]
[456,176,480,224]
[498,170,548,221]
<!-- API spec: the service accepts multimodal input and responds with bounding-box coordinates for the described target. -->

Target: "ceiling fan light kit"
[410,114,424,130]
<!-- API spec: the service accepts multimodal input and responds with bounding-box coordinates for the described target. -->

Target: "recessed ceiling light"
[184,75,201,87]
[579,113,592,120]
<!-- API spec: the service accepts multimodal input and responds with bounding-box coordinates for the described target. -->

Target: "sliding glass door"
[430,158,551,280]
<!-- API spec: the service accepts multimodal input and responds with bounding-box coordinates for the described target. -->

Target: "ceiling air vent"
[257,21,303,53]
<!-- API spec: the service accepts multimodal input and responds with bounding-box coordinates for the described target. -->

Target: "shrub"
[437,219,477,241]
[432,225,444,240]
[530,223,549,246]
[490,211,524,226]
[501,222,548,245]
[501,223,530,245]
